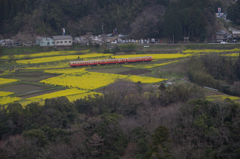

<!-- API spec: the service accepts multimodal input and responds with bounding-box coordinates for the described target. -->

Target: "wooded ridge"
[0,0,238,41]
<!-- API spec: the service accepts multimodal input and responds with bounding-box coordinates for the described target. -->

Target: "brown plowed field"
[117,69,151,75]
[0,84,46,95]
[20,89,61,98]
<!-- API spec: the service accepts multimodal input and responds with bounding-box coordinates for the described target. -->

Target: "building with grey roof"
[52,35,73,46]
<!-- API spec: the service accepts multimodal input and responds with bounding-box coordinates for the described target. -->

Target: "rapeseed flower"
[26,62,70,69]
[44,68,86,74]
[0,96,21,105]
[27,88,87,101]
[224,53,240,57]
[40,72,166,90]
[0,70,16,76]
[0,78,19,85]
[182,48,240,54]
[0,91,14,96]
[124,60,179,68]
[21,89,101,105]
[207,95,240,101]
[16,53,113,64]
[0,50,90,60]
[66,92,102,102]
[112,54,191,60]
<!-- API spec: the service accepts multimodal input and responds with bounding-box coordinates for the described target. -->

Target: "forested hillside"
[0,0,233,41]
[227,0,240,25]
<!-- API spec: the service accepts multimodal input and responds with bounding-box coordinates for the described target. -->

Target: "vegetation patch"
[44,68,86,74]
[123,60,180,69]
[14,72,42,77]
[0,84,46,95]
[5,72,61,82]
[0,50,87,60]
[21,89,101,106]
[20,89,63,98]
[0,91,14,97]
[182,48,240,54]
[16,53,113,64]
[0,77,19,85]
[87,67,130,74]
[117,69,151,75]
[0,96,22,105]
[40,72,166,90]
[112,54,191,60]
[207,95,240,101]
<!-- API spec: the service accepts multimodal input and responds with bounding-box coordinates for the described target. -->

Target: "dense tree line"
[163,0,216,41]
[188,54,240,96]
[0,0,218,41]
[227,0,240,25]
[0,80,240,158]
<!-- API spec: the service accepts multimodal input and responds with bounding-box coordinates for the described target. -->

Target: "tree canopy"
[0,0,216,40]
[227,0,240,25]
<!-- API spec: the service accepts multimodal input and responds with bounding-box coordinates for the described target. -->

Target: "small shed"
[232,31,240,38]
[52,35,73,46]
[36,37,54,46]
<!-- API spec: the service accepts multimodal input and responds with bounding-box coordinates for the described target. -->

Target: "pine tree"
[0,0,3,24]
[158,83,166,93]
[2,0,9,20]
[9,4,16,19]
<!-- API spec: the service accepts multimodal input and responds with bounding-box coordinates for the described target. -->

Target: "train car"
[126,56,152,63]
[70,56,152,67]
[70,60,100,66]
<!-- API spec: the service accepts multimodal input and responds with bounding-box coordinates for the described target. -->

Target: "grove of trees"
[227,0,240,25]
[0,0,220,41]
[188,53,240,96]
[0,80,240,158]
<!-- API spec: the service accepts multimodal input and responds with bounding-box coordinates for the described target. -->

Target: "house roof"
[232,31,240,34]
[52,35,72,40]
[216,30,227,35]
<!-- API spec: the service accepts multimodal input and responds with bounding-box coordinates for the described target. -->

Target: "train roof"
[70,56,152,63]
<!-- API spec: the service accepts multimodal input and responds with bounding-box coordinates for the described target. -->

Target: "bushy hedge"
[188,58,223,90]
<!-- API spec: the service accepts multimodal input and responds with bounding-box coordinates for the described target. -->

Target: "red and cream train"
[70,56,153,67]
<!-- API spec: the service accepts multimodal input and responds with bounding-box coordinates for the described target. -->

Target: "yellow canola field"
[124,60,179,69]
[0,50,89,60]
[44,68,86,74]
[40,72,166,90]
[0,96,21,105]
[112,54,191,60]
[16,53,113,64]
[21,89,101,106]
[0,70,16,76]
[66,92,102,102]
[26,62,70,69]
[27,88,87,101]
[0,91,14,97]
[182,48,240,54]
[207,95,240,101]
[0,78,19,85]
[224,53,240,57]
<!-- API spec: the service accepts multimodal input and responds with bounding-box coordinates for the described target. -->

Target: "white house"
[52,35,73,46]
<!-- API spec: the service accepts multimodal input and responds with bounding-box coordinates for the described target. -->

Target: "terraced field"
[0,46,239,106]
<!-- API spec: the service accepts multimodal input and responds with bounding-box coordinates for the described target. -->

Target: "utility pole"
[102,22,105,43]
[173,35,174,44]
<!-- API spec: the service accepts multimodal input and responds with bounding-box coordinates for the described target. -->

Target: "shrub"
[188,58,223,90]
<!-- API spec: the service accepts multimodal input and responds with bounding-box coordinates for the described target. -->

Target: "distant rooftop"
[52,35,72,40]
[232,31,240,34]
[216,30,227,35]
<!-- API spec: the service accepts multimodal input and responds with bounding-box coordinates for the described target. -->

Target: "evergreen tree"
[2,0,9,20]
[227,2,240,25]
[0,0,3,22]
